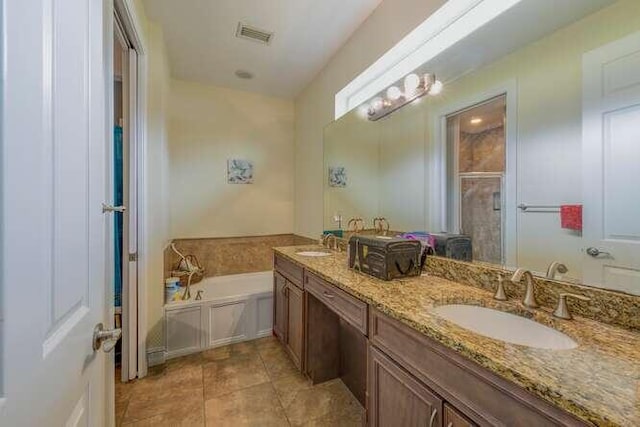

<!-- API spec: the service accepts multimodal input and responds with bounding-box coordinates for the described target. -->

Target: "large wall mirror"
[323,0,640,295]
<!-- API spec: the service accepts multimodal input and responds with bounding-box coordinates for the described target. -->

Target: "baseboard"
[256,329,272,338]
[146,346,166,367]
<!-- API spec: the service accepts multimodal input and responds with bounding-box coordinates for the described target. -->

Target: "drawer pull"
[428,409,438,427]
[322,291,335,299]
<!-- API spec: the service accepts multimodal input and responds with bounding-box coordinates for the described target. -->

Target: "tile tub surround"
[116,337,363,426]
[275,245,640,426]
[164,234,316,282]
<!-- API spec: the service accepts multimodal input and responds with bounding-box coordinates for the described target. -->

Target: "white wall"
[132,0,172,351]
[294,0,447,239]
[168,79,295,239]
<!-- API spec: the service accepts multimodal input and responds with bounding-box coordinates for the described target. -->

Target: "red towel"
[560,205,582,231]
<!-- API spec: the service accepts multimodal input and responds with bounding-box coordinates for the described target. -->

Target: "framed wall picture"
[227,159,254,184]
[328,166,347,187]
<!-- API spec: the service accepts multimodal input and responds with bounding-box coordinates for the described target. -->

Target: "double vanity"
[272,246,640,426]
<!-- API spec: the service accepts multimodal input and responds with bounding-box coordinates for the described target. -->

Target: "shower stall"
[446,95,506,265]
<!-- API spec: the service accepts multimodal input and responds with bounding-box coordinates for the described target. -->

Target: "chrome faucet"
[321,233,337,250]
[546,261,568,279]
[373,217,390,236]
[553,292,591,320]
[493,273,508,301]
[510,268,539,308]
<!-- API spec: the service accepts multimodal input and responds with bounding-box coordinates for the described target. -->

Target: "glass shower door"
[460,176,503,264]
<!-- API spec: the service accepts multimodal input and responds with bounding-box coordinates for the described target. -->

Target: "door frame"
[109,0,149,385]
[430,80,518,267]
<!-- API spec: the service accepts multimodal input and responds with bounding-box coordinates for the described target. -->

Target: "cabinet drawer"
[305,272,368,335]
[369,308,585,427]
[274,254,303,288]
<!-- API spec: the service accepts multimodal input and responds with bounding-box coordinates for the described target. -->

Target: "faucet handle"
[494,273,508,301]
[553,292,591,320]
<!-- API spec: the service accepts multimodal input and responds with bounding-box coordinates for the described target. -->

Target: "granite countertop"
[274,245,640,427]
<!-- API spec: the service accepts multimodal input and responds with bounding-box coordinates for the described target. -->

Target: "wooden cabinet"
[369,345,442,427]
[273,264,305,371]
[273,271,288,343]
[285,282,304,369]
[369,308,585,427]
[444,403,476,427]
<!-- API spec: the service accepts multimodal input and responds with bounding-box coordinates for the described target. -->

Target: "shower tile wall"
[458,127,505,173]
[461,177,502,264]
[459,126,505,264]
[164,234,316,281]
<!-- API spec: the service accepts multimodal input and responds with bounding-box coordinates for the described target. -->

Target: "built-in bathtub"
[164,271,273,359]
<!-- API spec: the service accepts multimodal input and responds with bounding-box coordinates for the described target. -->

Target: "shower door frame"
[430,80,518,267]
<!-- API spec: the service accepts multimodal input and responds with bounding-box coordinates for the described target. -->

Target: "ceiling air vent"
[236,22,273,45]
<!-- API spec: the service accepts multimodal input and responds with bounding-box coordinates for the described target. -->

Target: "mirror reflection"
[323,0,640,295]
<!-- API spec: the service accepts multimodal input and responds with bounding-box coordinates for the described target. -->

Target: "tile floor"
[116,336,364,426]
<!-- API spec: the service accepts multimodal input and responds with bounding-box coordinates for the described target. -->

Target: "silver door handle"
[586,247,611,258]
[93,323,122,353]
[102,203,126,213]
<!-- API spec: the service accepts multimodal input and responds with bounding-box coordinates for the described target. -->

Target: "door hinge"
[128,252,138,262]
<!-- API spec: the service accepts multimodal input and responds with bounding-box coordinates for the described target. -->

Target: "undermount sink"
[296,251,332,257]
[432,304,577,350]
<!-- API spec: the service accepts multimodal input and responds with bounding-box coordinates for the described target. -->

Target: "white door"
[2,0,112,425]
[582,31,640,295]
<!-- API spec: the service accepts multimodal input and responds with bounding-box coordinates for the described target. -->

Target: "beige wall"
[168,80,295,239]
[132,0,172,351]
[294,0,447,239]
[323,112,381,230]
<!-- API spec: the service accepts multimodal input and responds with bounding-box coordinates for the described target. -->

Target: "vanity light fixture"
[366,73,443,121]
[386,86,403,100]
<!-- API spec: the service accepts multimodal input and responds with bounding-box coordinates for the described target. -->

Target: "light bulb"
[404,74,420,96]
[371,97,384,110]
[357,104,371,119]
[429,80,443,95]
[386,86,402,100]
[470,117,483,125]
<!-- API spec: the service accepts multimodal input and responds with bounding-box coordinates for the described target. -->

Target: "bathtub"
[164,271,273,359]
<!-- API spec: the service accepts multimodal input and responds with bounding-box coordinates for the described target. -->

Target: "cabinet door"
[273,272,288,343]
[369,346,443,427]
[286,282,304,370]
[443,403,476,427]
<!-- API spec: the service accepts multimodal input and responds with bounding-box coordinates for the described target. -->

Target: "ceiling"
[142,0,382,99]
